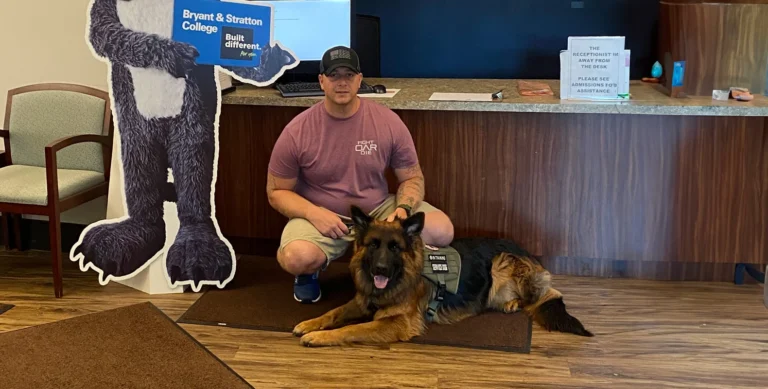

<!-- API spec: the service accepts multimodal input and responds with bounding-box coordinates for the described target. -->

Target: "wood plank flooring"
[1,249,766,388]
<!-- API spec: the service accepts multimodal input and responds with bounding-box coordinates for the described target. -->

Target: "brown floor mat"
[0,302,252,389]
[177,256,532,353]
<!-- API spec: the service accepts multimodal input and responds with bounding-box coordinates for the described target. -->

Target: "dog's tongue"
[374,275,389,289]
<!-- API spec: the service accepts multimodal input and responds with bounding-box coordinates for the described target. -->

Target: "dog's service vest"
[421,245,462,322]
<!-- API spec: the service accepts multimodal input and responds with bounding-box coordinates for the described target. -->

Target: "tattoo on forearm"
[397,177,424,207]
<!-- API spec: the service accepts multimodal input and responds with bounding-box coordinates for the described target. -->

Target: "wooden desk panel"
[400,110,768,264]
[214,104,304,240]
[214,103,768,280]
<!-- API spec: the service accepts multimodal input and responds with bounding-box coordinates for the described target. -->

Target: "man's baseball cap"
[319,46,361,75]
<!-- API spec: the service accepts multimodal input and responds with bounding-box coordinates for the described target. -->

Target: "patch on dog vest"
[421,245,461,321]
[427,253,450,274]
[422,246,461,293]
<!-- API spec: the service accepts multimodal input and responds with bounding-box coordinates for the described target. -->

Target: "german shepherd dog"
[292,206,593,347]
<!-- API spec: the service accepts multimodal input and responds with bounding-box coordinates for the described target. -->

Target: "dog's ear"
[350,205,371,230]
[401,211,425,237]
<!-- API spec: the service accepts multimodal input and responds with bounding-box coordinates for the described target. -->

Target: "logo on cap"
[330,49,351,60]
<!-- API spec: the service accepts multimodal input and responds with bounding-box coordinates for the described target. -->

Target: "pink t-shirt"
[268,98,419,217]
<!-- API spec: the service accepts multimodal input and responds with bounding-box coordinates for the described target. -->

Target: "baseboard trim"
[539,256,764,283]
[9,221,761,283]
[228,237,761,283]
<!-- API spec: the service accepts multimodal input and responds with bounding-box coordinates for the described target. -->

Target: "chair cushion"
[0,165,105,206]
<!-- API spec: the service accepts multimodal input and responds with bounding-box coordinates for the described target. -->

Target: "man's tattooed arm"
[394,163,425,209]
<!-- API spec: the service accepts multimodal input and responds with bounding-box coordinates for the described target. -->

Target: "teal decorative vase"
[651,61,663,78]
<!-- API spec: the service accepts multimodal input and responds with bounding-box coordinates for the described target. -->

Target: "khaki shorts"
[279,195,440,267]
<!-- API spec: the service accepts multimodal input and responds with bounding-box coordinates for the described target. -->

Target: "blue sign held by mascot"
[70,0,299,293]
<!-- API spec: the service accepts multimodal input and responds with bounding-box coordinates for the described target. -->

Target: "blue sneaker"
[293,271,321,303]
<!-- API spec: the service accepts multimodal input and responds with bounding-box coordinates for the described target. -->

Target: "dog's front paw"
[300,330,339,347]
[293,318,325,337]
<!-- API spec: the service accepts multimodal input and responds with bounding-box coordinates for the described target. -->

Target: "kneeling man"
[266,46,454,303]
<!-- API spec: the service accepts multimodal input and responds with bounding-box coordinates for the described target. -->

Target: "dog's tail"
[491,252,593,337]
[524,287,593,337]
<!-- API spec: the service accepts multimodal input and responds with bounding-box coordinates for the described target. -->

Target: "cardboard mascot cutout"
[70,0,299,292]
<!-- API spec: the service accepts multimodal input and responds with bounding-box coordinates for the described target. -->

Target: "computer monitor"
[247,0,356,83]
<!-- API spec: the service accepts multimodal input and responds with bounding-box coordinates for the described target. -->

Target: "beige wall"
[0,0,109,140]
[1,0,109,224]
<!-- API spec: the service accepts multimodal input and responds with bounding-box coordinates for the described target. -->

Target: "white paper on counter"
[428,92,494,102]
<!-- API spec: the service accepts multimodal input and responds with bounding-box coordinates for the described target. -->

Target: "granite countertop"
[222,78,768,116]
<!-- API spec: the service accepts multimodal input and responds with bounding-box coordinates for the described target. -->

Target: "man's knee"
[423,211,454,246]
[277,240,327,275]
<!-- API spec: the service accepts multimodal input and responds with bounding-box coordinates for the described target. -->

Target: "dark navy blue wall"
[355,0,659,80]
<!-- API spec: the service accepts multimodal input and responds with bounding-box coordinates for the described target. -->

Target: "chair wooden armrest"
[45,133,112,179]
[44,133,112,212]
[45,133,111,152]
[0,128,8,137]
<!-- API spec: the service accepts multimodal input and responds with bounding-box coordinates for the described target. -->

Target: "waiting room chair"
[0,83,113,298]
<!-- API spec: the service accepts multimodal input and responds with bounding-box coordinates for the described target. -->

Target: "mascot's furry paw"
[166,40,199,78]
[165,222,233,290]
[71,218,166,284]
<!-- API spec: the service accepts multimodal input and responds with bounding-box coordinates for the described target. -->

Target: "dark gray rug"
[178,256,533,353]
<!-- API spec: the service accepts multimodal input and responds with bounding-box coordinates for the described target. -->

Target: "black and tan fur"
[293,206,592,347]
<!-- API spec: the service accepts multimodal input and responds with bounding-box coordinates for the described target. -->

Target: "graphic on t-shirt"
[355,140,378,155]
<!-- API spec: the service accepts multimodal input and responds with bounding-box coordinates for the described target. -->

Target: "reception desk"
[214,78,768,282]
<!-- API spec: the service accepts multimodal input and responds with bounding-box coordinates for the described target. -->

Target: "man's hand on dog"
[385,207,408,222]
[307,206,349,239]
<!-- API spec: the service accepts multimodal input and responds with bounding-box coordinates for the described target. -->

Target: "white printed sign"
[559,36,630,101]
